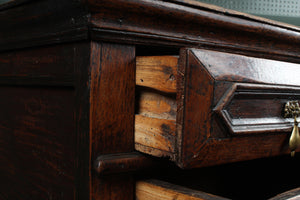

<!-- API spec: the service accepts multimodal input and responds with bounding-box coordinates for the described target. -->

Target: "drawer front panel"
[178,49,300,168]
[135,49,300,169]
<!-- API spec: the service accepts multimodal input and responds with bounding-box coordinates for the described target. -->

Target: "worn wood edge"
[136,179,230,200]
[0,29,88,53]
[169,0,300,32]
[87,0,300,35]
[94,152,160,175]
[90,28,300,64]
[135,115,176,154]
[183,135,294,168]
[136,55,178,93]
[3,0,300,60]
[0,0,89,52]
[191,48,300,86]
[176,48,188,167]
[89,0,300,55]
[135,144,176,160]
[89,43,136,199]
[177,49,215,168]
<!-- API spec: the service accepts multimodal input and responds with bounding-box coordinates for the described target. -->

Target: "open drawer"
[135,48,300,168]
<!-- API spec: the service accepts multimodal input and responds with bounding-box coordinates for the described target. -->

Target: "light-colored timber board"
[136,179,230,200]
[136,56,178,93]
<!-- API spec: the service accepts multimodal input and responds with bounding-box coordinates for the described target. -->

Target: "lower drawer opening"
[136,155,300,200]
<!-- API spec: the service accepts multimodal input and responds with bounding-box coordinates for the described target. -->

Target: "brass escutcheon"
[284,101,300,157]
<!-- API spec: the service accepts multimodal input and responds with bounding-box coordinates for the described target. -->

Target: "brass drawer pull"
[284,101,300,157]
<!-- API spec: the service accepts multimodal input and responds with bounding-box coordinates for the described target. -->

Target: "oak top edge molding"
[1,0,300,61]
[87,0,300,32]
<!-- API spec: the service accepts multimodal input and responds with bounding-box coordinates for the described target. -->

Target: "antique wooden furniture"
[1,0,300,199]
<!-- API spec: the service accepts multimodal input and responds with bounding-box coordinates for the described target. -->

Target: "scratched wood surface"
[177,49,300,168]
[89,42,136,200]
[0,43,75,86]
[0,87,75,199]
[88,0,300,64]
[3,0,300,199]
[0,0,88,51]
[0,43,85,199]
[136,56,177,93]
[135,115,176,157]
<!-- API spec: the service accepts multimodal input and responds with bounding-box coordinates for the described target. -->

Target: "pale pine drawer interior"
[135,55,178,160]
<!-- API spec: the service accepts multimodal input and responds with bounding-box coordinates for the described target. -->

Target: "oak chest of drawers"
[1,0,300,199]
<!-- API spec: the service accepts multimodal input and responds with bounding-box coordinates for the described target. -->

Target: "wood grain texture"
[4,0,300,198]
[135,48,300,168]
[94,152,160,175]
[0,42,91,199]
[0,0,88,52]
[0,86,75,199]
[136,90,177,120]
[178,48,215,168]
[3,0,300,64]
[136,179,229,200]
[177,48,299,168]
[89,42,135,200]
[135,55,177,159]
[0,43,76,86]
[136,56,178,93]
[192,49,300,86]
[90,42,135,156]
[135,115,176,157]
[89,0,300,63]
[185,135,290,168]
